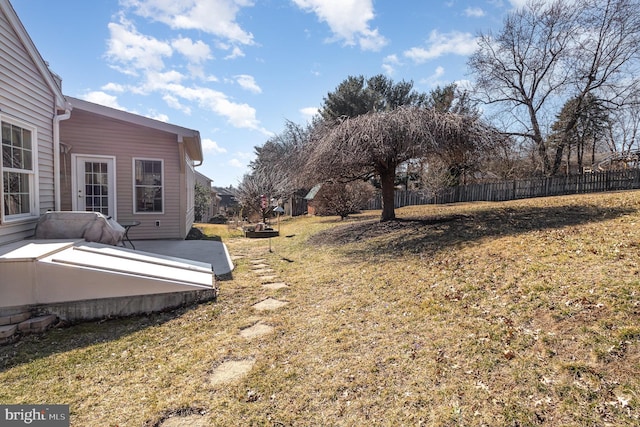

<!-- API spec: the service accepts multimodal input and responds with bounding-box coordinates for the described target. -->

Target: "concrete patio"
[130,240,234,277]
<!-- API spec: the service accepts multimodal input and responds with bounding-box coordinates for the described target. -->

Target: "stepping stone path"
[162,250,288,426]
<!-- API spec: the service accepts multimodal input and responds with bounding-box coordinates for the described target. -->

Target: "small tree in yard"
[194,182,211,222]
[312,181,375,219]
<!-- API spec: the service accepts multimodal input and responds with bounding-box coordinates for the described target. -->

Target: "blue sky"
[12,0,527,187]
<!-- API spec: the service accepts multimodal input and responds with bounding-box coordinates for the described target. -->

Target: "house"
[0,0,70,246]
[195,170,217,222]
[212,186,239,216]
[59,96,203,240]
[0,0,217,325]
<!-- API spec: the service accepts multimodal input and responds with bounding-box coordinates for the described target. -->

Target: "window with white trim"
[134,158,163,213]
[2,121,36,219]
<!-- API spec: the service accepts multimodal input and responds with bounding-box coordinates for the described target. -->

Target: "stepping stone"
[209,359,255,387]
[240,322,274,339]
[262,282,288,290]
[251,263,270,269]
[0,324,18,339]
[250,259,267,264]
[252,298,288,311]
[259,275,278,283]
[0,312,30,326]
[253,268,274,275]
[18,314,57,333]
[161,415,208,427]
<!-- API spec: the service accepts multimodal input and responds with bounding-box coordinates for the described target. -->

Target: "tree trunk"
[379,166,396,222]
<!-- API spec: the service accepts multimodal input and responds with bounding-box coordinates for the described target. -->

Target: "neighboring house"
[212,186,238,216]
[59,97,202,240]
[195,170,216,221]
[0,0,70,246]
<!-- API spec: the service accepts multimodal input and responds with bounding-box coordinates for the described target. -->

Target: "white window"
[133,158,163,213]
[1,121,37,220]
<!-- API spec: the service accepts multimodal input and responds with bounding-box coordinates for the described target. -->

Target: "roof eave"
[0,0,66,109]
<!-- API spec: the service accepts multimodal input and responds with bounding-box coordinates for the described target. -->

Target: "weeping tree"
[306,106,498,221]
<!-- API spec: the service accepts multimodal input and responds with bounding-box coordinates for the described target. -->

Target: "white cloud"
[507,0,527,7]
[300,107,318,121]
[455,79,473,91]
[225,46,245,59]
[235,74,262,94]
[382,54,400,75]
[202,138,227,153]
[420,66,446,87]
[293,0,387,51]
[404,30,478,63]
[158,83,263,130]
[163,94,192,114]
[229,158,245,168]
[171,37,212,63]
[146,111,169,122]
[464,7,485,17]
[81,91,128,110]
[101,82,126,92]
[106,17,172,72]
[144,70,186,89]
[122,0,255,45]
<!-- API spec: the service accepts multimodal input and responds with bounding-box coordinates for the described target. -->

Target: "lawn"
[1,191,639,426]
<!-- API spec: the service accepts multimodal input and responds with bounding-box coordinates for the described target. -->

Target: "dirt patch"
[147,407,207,427]
[307,217,464,245]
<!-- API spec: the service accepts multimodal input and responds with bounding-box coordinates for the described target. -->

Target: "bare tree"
[469,0,640,175]
[605,95,640,155]
[306,107,497,221]
[238,121,310,219]
[250,120,309,196]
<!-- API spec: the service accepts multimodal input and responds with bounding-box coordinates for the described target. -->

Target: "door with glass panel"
[73,155,115,218]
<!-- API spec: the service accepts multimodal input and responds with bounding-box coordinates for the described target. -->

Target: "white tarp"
[34,211,125,246]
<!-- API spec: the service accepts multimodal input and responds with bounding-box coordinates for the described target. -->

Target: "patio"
[130,240,234,277]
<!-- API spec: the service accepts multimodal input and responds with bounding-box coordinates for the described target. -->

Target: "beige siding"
[0,6,56,245]
[60,109,187,239]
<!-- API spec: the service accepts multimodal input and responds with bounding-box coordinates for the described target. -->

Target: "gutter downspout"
[53,107,72,211]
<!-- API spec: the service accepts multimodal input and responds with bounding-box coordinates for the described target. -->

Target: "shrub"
[313,181,375,219]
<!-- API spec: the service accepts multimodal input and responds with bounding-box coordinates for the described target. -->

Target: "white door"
[73,155,116,218]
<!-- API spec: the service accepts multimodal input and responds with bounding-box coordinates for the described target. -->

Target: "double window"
[134,158,163,213]
[2,121,36,220]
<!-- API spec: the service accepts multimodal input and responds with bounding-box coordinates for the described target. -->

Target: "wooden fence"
[367,169,640,209]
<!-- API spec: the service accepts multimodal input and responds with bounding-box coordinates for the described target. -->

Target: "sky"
[12,0,528,188]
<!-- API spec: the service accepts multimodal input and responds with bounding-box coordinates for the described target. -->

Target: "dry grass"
[1,191,640,426]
